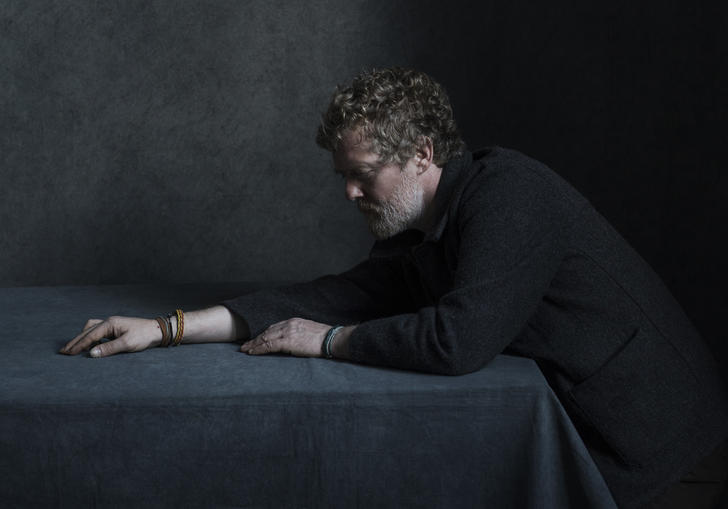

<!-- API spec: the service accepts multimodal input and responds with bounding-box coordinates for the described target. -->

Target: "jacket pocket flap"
[568,327,700,466]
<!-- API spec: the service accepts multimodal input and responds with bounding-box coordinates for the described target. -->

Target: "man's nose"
[345,180,364,201]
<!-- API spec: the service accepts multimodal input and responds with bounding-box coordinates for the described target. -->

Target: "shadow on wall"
[397,0,728,375]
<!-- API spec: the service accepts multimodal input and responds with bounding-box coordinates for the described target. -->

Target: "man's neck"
[412,163,443,232]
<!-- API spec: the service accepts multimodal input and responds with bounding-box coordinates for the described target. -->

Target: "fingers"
[241,328,283,355]
[239,318,330,358]
[60,319,115,355]
[88,336,129,358]
[83,318,103,332]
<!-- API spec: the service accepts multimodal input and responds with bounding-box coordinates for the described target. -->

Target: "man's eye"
[336,169,375,182]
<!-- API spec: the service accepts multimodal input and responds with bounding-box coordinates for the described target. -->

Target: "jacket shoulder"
[458,147,589,223]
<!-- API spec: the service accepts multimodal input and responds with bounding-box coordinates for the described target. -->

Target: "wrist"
[331,325,354,360]
[155,312,182,347]
[152,316,168,347]
[322,326,343,359]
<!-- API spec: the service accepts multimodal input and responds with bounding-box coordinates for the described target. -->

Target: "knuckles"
[287,318,305,332]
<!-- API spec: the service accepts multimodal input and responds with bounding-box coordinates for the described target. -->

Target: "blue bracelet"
[322,326,343,359]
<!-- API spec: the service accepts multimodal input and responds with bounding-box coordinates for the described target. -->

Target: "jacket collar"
[423,150,473,242]
[369,150,474,257]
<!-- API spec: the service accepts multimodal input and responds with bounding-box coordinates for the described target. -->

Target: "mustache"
[356,199,381,212]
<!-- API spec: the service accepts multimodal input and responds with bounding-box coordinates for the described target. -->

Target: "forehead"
[333,129,381,171]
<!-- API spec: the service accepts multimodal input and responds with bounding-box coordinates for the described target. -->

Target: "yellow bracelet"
[173,309,184,346]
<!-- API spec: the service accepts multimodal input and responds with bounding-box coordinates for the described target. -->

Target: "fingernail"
[90,348,100,357]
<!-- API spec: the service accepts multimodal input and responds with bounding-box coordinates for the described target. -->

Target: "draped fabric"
[0,284,616,508]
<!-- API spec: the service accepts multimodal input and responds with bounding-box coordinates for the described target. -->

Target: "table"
[0,284,617,508]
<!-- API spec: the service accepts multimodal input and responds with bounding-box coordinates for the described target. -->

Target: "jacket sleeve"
[220,255,416,338]
[347,164,577,375]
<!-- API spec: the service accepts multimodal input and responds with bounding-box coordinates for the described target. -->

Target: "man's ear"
[414,136,434,173]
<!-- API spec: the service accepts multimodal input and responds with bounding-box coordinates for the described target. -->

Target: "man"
[60,67,728,508]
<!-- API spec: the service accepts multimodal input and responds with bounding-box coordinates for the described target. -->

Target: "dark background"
[1,1,726,373]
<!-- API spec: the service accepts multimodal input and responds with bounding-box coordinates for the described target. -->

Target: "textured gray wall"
[1,0,400,285]
[2,1,726,365]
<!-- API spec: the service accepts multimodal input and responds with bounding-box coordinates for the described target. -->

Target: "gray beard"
[357,171,424,240]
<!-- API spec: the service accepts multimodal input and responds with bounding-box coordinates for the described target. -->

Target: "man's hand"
[59,316,163,357]
[59,306,248,358]
[240,318,331,357]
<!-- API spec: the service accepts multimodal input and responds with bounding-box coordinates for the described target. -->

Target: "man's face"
[333,129,424,239]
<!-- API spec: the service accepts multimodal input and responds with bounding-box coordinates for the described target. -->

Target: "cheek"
[365,180,395,203]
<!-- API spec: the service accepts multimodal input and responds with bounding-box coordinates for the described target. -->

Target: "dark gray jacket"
[224,147,728,508]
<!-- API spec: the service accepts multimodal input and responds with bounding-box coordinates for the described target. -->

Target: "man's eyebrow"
[334,163,376,175]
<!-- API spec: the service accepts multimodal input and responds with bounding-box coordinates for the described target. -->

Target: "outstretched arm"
[222,254,414,360]
[59,305,249,358]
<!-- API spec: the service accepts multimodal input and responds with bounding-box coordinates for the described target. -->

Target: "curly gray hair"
[316,67,465,166]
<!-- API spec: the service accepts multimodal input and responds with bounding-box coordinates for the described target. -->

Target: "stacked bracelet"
[155,316,171,347]
[156,310,184,347]
[166,313,175,346]
[322,325,343,359]
[173,309,185,346]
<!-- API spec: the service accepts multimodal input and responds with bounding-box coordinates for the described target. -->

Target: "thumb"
[89,336,128,358]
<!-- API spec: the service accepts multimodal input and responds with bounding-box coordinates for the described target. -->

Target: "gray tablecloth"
[0,284,617,508]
